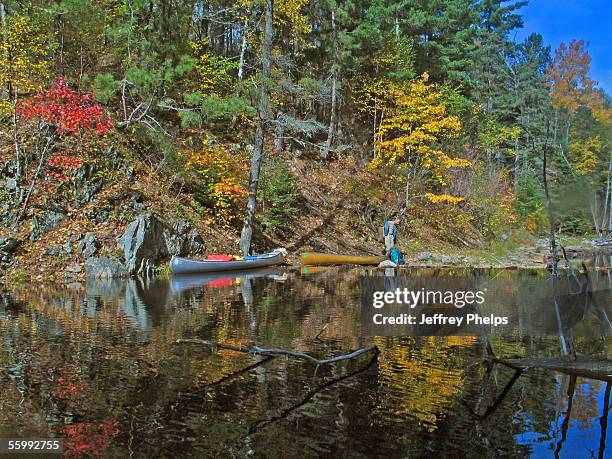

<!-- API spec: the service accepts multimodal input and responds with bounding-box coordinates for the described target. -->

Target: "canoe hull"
[301,252,385,266]
[171,251,285,274]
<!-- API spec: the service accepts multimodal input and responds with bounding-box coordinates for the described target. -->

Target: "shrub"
[183,142,248,218]
[514,173,547,234]
[257,156,302,230]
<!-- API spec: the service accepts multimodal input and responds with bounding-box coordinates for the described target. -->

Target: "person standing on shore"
[382,218,400,255]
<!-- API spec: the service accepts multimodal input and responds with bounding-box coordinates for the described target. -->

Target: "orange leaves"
[183,142,248,216]
[547,39,594,114]
[548,40,611,177]
[211,177,249,204]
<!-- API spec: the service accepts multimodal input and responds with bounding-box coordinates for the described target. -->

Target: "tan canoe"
[301,252,386,266]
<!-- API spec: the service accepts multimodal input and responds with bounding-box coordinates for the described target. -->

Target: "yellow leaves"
[570,136,602,175]
[232,0,309,37]
[478,119,521,155]
[425,193,465,205]
[275,0,310,34]
[183,141,248,216]
[191,40,238,94]
[440,154,471,169]
[211,177,248,208]
[365,74,465,186]
[0,14,50,111]
[587,91,612,127]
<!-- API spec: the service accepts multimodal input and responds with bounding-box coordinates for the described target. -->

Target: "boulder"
[119,213,205,275]
[78,232,99,258]
[5,178,17,190]
[43,245,64,256]
[86,256,129,279]
[120,214,169,274]
[73,162,102,204]
[165,220,205,256]
[434,255,452,264]
[62,263,83,282]
[31,209,65,241]
[65,264,82,274]
[0,237,19,263]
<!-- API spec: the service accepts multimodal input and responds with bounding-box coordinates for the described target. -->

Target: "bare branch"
[176,339,378,366]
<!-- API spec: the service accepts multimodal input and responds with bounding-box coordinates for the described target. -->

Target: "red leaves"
[46,155,83,181]
[17,78,112,135]
[54,420,119,458]
[48,368,88,399]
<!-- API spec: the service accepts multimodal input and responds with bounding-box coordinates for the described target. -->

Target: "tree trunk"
[231,15,251,128]
[237,27,248,82]
[542,128,559,275]
[513,137,520,193]
[0,2,8,100]
[274,111,283,152]
[240,0,273,256]
[16,132,55,225]
[322,8,338,159]
[602,151,612,235]
[323,73,337,158]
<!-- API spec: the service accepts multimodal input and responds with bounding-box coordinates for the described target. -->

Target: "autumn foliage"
[183,142,248,215]
[0,14,49,114]
[54,421,119,458]
[17,78,112,135]
[547,39,597,115]
[357,73,469,205]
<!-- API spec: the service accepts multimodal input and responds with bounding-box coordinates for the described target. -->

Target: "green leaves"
[93,73,121,104]
[258,156,302,230]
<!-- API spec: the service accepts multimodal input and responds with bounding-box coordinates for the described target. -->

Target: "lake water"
[0,267,610,458]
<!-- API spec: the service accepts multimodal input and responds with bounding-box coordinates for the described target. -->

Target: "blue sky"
[513,0,611,95]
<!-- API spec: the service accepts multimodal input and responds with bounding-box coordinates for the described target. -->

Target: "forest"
[0,3,610,455]
[0,0,611,277]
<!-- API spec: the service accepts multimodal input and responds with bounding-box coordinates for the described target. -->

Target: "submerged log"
[176,338,379,366]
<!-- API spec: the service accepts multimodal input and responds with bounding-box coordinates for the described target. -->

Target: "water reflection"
[0,267,610,457]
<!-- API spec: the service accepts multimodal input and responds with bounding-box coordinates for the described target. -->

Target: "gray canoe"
[170,251,285,274]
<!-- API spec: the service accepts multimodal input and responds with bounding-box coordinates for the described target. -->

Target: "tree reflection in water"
[0,266,610,457]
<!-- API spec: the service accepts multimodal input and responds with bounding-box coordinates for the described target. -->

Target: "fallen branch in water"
[176,338,378,366]
[314,322,329,340]
[178,356,275,401]
[248,350,380,434]
[484,355,612,381]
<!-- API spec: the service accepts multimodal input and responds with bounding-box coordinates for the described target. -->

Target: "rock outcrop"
[119,213,205,275]
[0,236,19,265]
[86,256,129,279]
[78,232,99,258]
[31,208,65,241]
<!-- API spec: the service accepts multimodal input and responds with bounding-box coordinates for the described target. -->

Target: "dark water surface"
[0,267,610,458]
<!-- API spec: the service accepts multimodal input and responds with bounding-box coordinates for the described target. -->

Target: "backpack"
[389,247,405,265]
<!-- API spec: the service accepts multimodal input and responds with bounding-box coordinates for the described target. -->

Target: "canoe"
[170,249,286,274]
[301,252,385,266]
